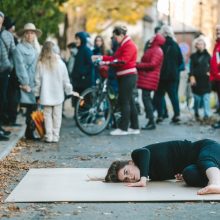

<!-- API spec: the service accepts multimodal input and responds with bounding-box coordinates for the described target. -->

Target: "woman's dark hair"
[113,25,127,36]
[94,35,106,55]
[105,160,129,182]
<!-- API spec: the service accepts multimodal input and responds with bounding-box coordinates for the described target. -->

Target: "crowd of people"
[1,10,220,141]
[0,11,78,142]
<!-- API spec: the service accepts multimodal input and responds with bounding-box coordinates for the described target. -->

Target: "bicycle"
[74,60,122,135]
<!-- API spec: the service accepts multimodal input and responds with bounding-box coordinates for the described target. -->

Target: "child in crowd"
[35,41,79,143]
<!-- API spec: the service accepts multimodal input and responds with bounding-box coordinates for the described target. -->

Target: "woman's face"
[117,162,140,182]
[113,33,124,44]
[196,40,205,51]
[24,30,36,43]
[95,37,103,47]
[75,36,81,47]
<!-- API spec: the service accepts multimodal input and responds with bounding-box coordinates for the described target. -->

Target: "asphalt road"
[1,109,220,220]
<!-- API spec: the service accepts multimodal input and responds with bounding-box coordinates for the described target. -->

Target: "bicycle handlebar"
[94,59,125,66]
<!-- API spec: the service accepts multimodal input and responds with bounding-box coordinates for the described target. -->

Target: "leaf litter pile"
[0,139,55,218]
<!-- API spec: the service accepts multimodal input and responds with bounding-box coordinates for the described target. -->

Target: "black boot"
[25,123,39,141]
[0,127,11,136]
[142,120,156,130]
[156,117,163,124]
[0,131,9,141]
[212,121,220,129]
[172,116,181,123]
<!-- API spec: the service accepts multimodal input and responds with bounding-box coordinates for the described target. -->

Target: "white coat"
[35,56,73,106]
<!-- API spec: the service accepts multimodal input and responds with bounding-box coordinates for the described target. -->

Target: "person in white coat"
[35,41,78,143]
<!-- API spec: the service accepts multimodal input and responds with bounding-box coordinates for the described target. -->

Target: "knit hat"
[3,16,15,30]
[17,23,42,37]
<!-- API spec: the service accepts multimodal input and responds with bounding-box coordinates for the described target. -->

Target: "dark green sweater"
[131,139,219,180]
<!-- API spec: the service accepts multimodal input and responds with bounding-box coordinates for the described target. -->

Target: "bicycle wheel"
[75,87,112,135]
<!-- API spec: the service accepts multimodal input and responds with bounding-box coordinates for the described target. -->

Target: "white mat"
[5,168,220,202]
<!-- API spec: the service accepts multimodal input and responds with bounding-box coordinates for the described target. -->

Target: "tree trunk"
[66,6,87,45]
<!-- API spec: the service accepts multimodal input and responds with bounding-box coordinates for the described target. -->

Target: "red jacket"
[136,34,165,91]
[102,36,137,77]
[210,39,220,81]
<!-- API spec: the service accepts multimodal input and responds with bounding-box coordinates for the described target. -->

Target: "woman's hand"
[20,85,31,92]
[72,91,80,97]
[91,55,102,62]
[189,76,196,86]
[126,177,148,187]
[175,173,183,181]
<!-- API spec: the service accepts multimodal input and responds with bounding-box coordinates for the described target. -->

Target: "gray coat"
[0,29,15,73]
[14,42,38,104]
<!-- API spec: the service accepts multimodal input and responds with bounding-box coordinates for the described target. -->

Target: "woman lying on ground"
[105,139,220,195]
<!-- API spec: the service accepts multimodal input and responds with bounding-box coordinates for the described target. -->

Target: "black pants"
[153,93,168,118]
[25,104,37,138]
[183,140,220,187]
[142,89,154,123]
[118,74,139,130]
[6,73,20,123]
[155,80,180,118]
[0,72,9,125]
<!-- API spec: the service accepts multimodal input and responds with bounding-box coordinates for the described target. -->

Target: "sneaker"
[52,137,59,143]
[44,139,52,143]
[110,128,128,136]
[128,128,140,135]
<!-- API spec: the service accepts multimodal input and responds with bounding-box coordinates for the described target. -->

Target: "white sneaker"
[128,128,140,135]
[110,128,128,136]
[52,137,59,143]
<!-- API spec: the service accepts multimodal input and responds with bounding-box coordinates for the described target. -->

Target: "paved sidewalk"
[0,118,26,160]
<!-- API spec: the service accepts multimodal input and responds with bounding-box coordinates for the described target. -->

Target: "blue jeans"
[194,93,211,117]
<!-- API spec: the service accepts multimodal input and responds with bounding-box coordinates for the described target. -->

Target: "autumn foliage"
[61,0,154,33]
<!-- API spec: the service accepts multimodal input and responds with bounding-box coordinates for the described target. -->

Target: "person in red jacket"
[211,25,220,129]
[92,26,139,135]
[137,33,165,130]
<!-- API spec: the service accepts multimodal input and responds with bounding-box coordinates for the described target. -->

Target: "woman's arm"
[13,47,30,85]
[34,63,42,97]
[127,148,150,187]
[137,50,163,71]
[84,48,94,75]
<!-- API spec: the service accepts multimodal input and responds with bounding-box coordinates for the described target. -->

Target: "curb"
[0,125,26,161]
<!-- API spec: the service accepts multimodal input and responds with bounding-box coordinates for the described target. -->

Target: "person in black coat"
[3,16,21,126]
[71,32,93,97]
[105,139,220,195]
[189,37,211,120]
[155,25,184,123]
